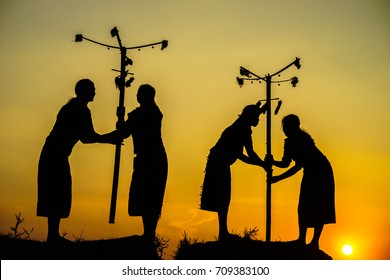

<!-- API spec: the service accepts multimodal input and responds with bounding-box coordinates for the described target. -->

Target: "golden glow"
[1,0,390,260]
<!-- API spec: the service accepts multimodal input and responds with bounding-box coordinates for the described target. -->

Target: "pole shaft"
[109,145,121,223]
[109,47,127,224]
[265,75,272,243]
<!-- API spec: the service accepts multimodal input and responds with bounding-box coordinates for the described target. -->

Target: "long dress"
[200,119,252,212]
[121,104,168,217]
[283,132,336,227]
[37,98,97,218]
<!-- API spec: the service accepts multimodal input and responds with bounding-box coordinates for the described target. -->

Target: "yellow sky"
[1,0,389,260]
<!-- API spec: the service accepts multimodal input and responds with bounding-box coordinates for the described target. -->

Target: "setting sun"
[342,244,353,256]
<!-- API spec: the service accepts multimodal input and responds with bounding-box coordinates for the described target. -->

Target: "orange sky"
[1,0,389,260]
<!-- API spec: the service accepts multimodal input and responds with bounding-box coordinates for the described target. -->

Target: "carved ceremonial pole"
[236,57,301,242]
[75,28,168,223]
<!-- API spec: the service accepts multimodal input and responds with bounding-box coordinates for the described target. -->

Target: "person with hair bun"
[268,114,336,249]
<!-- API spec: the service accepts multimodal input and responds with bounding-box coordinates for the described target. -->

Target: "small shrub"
[155,234,169,258]
[72,230,85,242]
[173,231,200,259]
[242,227,259,240]
[9,212,34,240]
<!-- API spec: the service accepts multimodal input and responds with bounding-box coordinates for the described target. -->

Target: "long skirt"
[128,153,168,217]
[200,159,231,212]
[298,161,336,227]
[37,149,72,218]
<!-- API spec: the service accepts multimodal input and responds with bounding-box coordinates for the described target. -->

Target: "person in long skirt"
[268,114,336,249]
[116,84,168,243]
[37,79,118,244]
[200,102,267,240]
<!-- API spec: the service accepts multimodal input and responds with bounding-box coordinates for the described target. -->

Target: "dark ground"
[1,234,332,260]
[173,236,332,260]
[0,235,160,260]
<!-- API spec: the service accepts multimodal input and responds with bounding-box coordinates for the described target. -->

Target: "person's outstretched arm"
[272,164,302,183]
[79,112,122,145]
[239,138,265,168]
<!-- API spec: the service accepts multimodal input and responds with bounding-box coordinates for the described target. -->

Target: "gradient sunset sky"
[1,0,389,260]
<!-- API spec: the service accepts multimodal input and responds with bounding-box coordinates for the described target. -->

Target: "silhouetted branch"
[155,235,169,258]
[72,230,85,242]
[9,212,34,240]
[242,227,259,240]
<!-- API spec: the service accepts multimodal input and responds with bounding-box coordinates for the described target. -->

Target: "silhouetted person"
[200,102,266,240]
[117,84,168,243]
[268,114,335,249]
[37,79,118,244]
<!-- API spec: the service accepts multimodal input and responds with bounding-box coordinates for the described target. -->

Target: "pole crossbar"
[76,35,168,51]
[270,57,301,78]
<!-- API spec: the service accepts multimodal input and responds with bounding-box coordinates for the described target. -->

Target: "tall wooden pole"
[109,33,126,224]
[74,28,168,224]
[237,58,300,243]
[265,75,272,243]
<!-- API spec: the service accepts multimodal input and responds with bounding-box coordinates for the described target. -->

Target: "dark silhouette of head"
[240,102,262,127]
[75,79,95,103]
[137,84,156,106]
[282,114,300,137]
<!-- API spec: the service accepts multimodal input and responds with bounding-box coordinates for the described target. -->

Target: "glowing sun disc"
[342,244,353,255]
